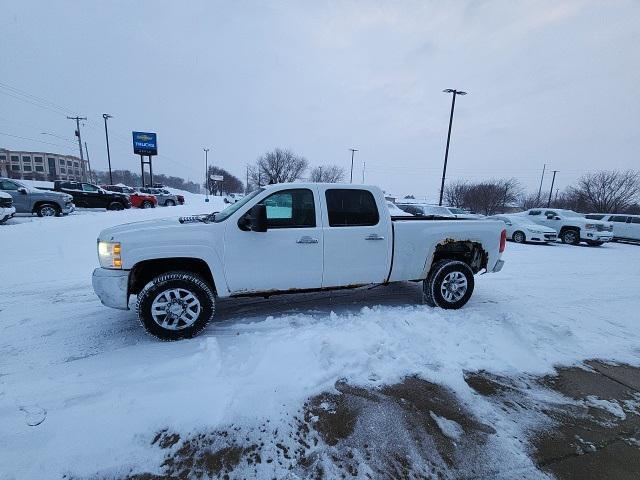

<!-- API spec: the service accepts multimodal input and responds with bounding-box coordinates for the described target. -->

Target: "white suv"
[0,191,16,224]
[521,208,613,246]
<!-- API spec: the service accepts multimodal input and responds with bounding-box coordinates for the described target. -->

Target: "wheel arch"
[430,240,488,274]
[32,200,60,214]
[129,257,216,296]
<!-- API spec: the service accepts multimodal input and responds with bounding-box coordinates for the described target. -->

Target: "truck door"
[320,187,391,287]
[223,187,324,293]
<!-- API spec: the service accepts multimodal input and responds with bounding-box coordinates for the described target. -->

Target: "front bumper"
[62,203,75,215]
[92,268,130,310]
[529,232,557,243]
[583,231,613,242]
[0,207,16,223]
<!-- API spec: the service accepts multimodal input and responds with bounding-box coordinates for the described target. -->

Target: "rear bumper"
[92,268,130,310]
[492,259,505,273]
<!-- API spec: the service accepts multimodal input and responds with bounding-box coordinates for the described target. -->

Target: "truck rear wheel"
[136,271,215,340]
[423,260,474,309]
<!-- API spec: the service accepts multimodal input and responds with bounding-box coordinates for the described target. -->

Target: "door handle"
[365,234,384,240]
[296,236,319,244]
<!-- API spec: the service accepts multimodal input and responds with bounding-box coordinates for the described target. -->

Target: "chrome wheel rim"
[514,232,524,243]
[440,271,468,302]
[41,206,56,216]
[564,231,577,244]
[151,288,201,330]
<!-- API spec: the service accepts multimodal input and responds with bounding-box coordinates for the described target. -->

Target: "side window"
[545,210,557,217]
[0,180,19,190]
[610,216,628,223]
[82,183,99,192]
[529,210,541,216]
[631,217,640,224]
[259,189,315,228]
[325,189,379,227]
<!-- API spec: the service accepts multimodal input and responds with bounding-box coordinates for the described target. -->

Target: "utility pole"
[84,141,93,183]
[349,148,358,183]
[67,116,87,165]
[102,114,113,184]
[547,170,558,207]
[439,89,467,206]
[204,148,210,201]
[536,164,546,205]
[362,161,366,183]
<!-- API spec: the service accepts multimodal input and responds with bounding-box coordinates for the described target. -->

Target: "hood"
[99,217,182,241]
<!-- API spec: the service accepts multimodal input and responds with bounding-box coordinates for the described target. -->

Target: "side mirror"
[554,216,560,220]
[238,204,268,232]
[18,187,28,194]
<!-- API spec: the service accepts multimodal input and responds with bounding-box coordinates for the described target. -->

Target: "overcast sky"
[1,0,638,197]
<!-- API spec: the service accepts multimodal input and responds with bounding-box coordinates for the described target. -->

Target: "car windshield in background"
[213,188,263,222]
[448,208,465,214]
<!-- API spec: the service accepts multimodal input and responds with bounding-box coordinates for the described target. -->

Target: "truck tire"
[165,199,176,206]
[560,229,580,245]
[512,231,526,243]
[137,271,215,341]
[108,201,125,211]
[586,240,604,247]
[36,203,60,217]
[423,259,474,310]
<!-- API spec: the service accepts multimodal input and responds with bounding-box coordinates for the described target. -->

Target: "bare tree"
[203,165,244,195]
[568,170,640,213]
[248,148,308,188]
[443,180,470,208]
[309,165,345,183]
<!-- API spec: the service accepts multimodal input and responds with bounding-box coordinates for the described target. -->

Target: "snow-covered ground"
[1,205,639,479]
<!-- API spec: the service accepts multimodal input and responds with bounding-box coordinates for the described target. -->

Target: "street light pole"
[204,148,210,202]
[102,114,113,184]
[536,164,546,205]
[349,148,358,183]
[547,170,559,207]
[439,89,467,206]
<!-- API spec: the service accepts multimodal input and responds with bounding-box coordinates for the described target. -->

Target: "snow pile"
[1,209,640,478]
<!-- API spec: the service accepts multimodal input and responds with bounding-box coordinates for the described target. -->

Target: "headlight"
[98,241,122,269]
[585,224,596,230]
[65,194,73,202]
[527,229,543,234]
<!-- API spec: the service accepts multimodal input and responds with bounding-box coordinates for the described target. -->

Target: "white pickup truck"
[92,184,506,340]
[520,208,613,246]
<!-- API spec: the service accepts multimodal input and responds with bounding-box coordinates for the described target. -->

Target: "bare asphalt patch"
[79,360,640,480]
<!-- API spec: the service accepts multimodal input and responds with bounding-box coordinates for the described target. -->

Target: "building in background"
[0,148,89,182]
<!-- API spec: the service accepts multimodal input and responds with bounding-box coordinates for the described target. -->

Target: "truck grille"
[0,197,13,208]
[596,224,612,232]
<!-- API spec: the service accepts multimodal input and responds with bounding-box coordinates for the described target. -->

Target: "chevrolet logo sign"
[137,134,153,141]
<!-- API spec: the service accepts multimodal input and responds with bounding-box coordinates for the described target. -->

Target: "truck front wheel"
[136,271,215,340]
[423,260,475,310]
[560,229,580,245]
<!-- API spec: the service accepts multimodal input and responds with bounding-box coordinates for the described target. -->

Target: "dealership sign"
[132,131,158,156]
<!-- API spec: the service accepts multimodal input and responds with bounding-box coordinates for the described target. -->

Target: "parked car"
[0,178,75,217]
[102,185,157,209]
[487,215,557,243]
[46,181,131,210]
[386,201,412,216]
[137,187,178,206]
[396,203,456,218]
[520,208,613,246]
[224,193,244,204]
[92,183,506,340]
[585,213,640,242]
[0,191,16,224]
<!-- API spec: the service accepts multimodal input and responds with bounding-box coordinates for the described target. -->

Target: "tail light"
[499,229,507,253]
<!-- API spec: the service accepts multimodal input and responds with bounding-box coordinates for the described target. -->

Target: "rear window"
[325,189,379,227]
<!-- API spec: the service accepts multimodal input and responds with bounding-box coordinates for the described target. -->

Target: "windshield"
[213,188,264,222]
[559,210,584,218]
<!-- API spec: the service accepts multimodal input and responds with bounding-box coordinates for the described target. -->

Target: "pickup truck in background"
[92,183,506,340]
[48,180,131,210]
[520,208,613,246]
[0,177,75,217]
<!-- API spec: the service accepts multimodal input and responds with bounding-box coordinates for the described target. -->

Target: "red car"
[101,185,157,209]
